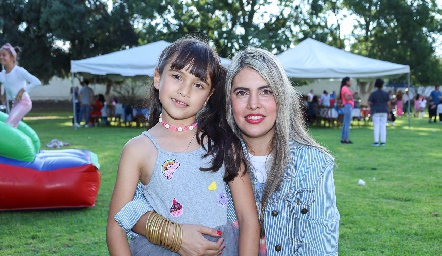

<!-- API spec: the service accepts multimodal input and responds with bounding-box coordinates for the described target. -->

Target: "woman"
[368,78,390,146]
[114,48,340,256]
[339,77,357,144]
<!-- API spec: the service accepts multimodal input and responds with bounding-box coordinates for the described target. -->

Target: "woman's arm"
[304,160,340,255]
[106,139,146,256]
[228,166,260,256]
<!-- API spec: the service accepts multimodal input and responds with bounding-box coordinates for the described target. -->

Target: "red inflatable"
[0,149,101,211]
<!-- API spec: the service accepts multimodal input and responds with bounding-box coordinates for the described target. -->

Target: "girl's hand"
[178,224,225,256]
[15,88,25,102]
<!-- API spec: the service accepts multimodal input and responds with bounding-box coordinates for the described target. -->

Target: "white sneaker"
[85,124,89,128]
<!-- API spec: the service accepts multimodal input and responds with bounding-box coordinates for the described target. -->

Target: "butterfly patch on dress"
[218,192,228,207]
[162,159,180,180]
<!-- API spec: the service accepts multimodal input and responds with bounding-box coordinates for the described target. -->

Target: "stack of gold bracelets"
[145,211,183,252]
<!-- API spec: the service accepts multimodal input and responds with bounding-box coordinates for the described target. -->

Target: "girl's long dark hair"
[145,37,243,182]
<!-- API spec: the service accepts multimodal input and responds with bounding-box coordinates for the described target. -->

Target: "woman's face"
[230,67,277,144]
[346,79,352,87]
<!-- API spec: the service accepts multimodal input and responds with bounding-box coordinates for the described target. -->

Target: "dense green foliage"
[0,110,441,255]
[0,0,441,85]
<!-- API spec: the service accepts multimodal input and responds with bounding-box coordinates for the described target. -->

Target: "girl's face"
[0,49,15,67]
[230,67,277,143]
[346,79,352,87]
[154,62,213,125]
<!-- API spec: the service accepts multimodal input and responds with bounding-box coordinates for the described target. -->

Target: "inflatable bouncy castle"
[0,112,101,211]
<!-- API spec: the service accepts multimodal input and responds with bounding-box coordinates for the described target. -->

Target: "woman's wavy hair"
[225,47,332,229]
[145,36,243,181]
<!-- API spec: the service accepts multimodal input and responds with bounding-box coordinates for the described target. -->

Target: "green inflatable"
[0,111,41,162]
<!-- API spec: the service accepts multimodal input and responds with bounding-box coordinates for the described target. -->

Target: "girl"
[419,95,427,118]
[413,94,421,118]
[115,48,340,256]
[0,43,41,128]
[106,37,259,256]
[340,76,357,144]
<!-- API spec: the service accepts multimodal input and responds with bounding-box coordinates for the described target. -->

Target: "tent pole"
[72,73,77,130]
[407,73,411,129]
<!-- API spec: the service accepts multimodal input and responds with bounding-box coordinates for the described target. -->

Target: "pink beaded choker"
[159,114,197,132]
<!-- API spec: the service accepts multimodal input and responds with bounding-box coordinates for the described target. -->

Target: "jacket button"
[301,208,308,214]
[275,245,281,251]
[271,210,278,216]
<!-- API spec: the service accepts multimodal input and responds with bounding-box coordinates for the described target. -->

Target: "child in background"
[0,43,41,127]
[413,94,421,117]
[106,37,259,256]
[419,95,427,118]
[100,102,109,125]
[428,99,437,123]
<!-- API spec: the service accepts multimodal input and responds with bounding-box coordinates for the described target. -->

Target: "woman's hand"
[15,88,25,102]
[178,224,225,256]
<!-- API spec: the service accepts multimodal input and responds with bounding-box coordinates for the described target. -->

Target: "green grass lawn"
[0,111,441,255]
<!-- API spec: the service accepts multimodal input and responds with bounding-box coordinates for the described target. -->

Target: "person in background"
[419,95,427,118]
[307,95,320,125]
[429,84,442,123]
[320,90,330,107]
[387,90,396,125]
[330,90,336,107]
[78,79,94,127]
[340,76,357,144]
[307,89,314,102]
[113,47,340,256]
[101,101,109,125]
[90,93,105,126]
[428,99,437,123]
[413,94,421,118]
[368,78,391,146]
[395,90,403,116]
[69,86,80,125]
[0,43,41,128]
[402,88,411,115]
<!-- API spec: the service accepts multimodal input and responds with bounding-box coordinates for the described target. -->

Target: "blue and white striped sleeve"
[114,183,153,239]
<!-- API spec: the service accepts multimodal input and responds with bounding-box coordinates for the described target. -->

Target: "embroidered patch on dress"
[170,198,183,217]
[208,181,217,191]
[218,192,228,207]
[162,159,180,180]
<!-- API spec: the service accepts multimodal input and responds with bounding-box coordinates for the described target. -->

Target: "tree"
[344,0,442,85]
[0,0,139,84]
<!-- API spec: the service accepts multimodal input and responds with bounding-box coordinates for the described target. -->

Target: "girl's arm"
[228,166,260,256]
[132,214,225,256]
[18,67,41,92]
[106,138,145,256]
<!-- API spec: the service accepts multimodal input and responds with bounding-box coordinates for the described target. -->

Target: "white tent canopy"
[70,40,231,78]
[70,40,171,77]
[277,38,410,79]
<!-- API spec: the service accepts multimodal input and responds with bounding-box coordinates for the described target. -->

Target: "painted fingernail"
[217,230,222,235]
